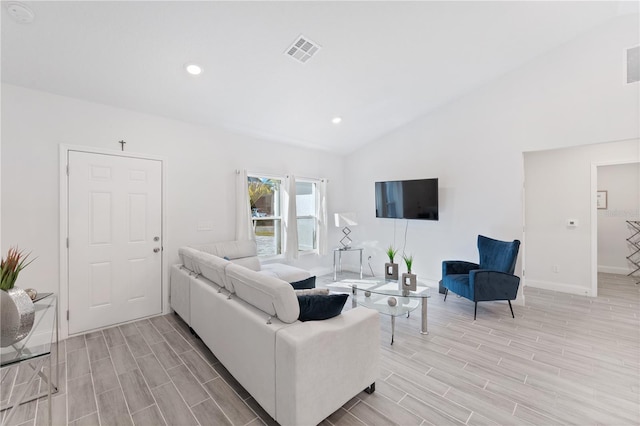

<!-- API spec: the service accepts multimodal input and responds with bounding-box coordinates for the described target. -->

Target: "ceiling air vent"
[627,45,639,84]
[285,35,321,64]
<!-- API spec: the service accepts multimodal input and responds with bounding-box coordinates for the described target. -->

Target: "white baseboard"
[525,279,593,297]
[597,265,633,275]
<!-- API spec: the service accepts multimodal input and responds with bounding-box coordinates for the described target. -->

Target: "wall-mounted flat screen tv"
[375,178,439,220]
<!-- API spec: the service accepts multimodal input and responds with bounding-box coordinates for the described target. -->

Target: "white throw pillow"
[294,288,330,296]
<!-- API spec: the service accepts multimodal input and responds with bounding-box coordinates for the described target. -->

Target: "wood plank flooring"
[1,272,638,425]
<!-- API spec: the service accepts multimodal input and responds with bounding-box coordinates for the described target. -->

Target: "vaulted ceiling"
[2,1,635,154]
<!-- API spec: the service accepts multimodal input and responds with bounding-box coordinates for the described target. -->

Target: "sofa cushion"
[193,240,260,271]
[230,256,261,272]
[193,243,218,256]
[194,240,257,259]
[442,274,472,300]
[179,247,201,273]
[289,276,316,290]
[261,263,311,282]
[297,294,348,322]
[191,249,231,290]
[226,263,300,323]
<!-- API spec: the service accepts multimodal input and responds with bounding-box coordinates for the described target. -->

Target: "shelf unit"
[626,220,640,284]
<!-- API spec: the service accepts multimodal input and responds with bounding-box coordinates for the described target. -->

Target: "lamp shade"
[334,212,358,227]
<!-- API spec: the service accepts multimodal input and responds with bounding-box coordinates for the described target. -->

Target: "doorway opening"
[591,160,640,296]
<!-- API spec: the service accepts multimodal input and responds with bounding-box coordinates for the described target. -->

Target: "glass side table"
[333,247,363,281]
[1,293,59,426]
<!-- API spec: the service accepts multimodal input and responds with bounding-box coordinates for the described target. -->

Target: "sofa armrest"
[470,269,520,301]
[442,260,479,276]
[275,307,379,426]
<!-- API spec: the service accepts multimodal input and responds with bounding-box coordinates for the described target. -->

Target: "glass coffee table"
[342,279,431,344]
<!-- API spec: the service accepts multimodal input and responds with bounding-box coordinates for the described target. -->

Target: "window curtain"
[283,174,298,260]
[235,169,255,241]
[316,179,328,256]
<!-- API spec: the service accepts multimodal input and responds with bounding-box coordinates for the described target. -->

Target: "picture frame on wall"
[597,190,608,209]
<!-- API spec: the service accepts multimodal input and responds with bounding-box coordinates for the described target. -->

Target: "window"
[248,176,282,256]
[296,180,318,252]
[248,175,320,257]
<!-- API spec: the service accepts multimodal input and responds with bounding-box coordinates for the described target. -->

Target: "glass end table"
[343,279,431,344]
[333,247,364,281]
[1,293,59,426]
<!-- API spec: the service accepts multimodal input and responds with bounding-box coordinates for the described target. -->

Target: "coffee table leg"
[391,315,395,345]
[351,285,357,308]
[420,297,428,334]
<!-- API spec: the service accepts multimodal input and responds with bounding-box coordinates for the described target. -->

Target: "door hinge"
[66,165,69,176]
[66,238,69,248]
[66,310,69,321]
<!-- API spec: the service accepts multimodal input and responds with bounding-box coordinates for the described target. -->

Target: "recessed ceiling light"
[332,117,342,124]
[185,63,203,76]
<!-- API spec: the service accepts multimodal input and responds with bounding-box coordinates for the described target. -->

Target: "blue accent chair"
[441,235,521,319]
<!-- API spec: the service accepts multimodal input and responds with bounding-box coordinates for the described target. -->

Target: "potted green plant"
[1,247,34,291]
[401,254,416,294]
[1,247,36,347]
[385,245,399,280]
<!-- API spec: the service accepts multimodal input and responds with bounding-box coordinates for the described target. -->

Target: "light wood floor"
[1,272,638,425]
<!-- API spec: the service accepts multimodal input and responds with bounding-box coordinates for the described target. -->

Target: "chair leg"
[508,300,515,318]
[474,302,477,320]
[444,288,448,301]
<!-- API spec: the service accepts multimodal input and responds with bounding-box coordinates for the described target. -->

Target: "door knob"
[153,248,160,253]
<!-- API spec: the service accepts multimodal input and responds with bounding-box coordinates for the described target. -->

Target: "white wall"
[1,84,345,335]
[343,14,639,300]
[597,162,640,274]
[524,140,639,296]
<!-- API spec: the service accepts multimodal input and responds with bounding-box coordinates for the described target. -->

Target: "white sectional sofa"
[170,241,380,426]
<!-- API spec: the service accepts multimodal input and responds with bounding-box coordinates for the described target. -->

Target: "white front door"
[68,151,162,334]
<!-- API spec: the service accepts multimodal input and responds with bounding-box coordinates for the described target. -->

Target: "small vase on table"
[401,254,417,296]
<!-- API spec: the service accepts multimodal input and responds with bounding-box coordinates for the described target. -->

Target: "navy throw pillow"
[290,276,316,290]
[297,294,348,322]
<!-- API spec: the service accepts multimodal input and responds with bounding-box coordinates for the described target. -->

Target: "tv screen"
[375,178,439,220]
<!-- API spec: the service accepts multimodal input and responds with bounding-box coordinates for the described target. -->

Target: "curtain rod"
[237,169,327,182]
[288,175,329,183]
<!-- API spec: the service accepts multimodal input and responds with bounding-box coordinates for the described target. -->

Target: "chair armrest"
[442,260,479,276]
[470,270,520,301]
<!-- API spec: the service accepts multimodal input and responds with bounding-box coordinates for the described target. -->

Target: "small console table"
[1,293,59,426]
[333,247,363,281]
